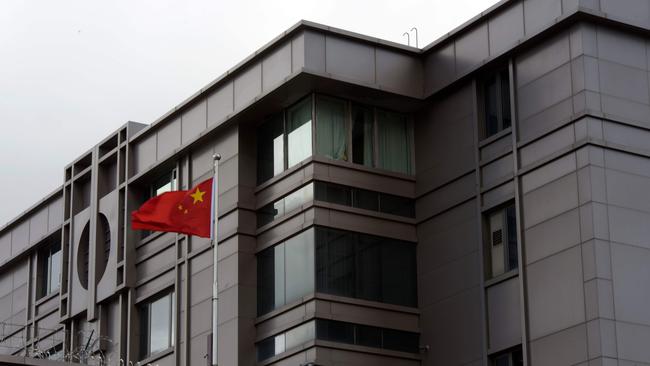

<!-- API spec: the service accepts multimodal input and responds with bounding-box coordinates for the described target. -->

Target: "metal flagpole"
[210,153,221,365]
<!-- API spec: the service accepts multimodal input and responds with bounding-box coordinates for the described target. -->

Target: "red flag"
[131,178,213,238]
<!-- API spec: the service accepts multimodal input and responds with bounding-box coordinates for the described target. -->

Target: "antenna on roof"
[403,32,410,46]
[411,27,419,47]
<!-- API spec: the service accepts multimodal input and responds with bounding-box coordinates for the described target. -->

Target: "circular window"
[77,223,90,290]
[77,214,111,290]
[96,213,111,282]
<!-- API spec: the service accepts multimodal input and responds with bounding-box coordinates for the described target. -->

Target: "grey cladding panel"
[10,220,29,256]
[417,200,478,270]
[521,153,577,194]
[291,32,305,72]
[29,207,48,244]
[421,287,483,365]
[525,208,581,264]
[597,27,647,70]
[617,321,650,363]
[601,0,650,26]
[133,133,156,174]
[611,243,650,326]
[487,278,521,352]
[181,100,207,144]
[455,23,489,76]
[156,117,181,160]
[424,42,455,95]
[234,64,262,111]
[523,172,578,229]
[418,251,480,306]
[526,246,585,340]
[529,324,588,365]
[325,36,375,85]
[303,30,326,73]
[376,48,422,97]
[517,33,570,88]
[488,2,524,57]
[603,121,650,151]
[481,154,514,188]
[262,42,292,92]
[599,60,649,104]
[606,169,650,213]
[48,197,63,231]
[0,234,9,265]
[517,63,572,122]
[207,82,234,128]
[519,124,575,167]
[524,0,562,33]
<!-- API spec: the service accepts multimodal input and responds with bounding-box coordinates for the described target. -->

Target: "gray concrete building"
[3,0,650,365]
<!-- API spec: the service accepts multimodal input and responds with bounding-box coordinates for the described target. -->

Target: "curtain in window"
[377,110,411,174]
[352,105,374,167]
[316,97,347,161]
[287,98,313,168]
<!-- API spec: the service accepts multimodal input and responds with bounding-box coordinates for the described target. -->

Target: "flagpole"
[211,153,221,366]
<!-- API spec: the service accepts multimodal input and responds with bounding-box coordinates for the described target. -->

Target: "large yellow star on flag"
[190,187,206,204]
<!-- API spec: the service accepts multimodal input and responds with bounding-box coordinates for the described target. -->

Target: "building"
[3,0,650,364]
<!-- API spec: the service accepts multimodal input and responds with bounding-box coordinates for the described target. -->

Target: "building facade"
[3,0,650,365]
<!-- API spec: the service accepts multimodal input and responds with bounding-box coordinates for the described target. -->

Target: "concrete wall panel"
[325,36,375,85]
[489,2,525,56]
[156,117,181,160]
[527,246,585,339]
[487,277,521,352]
[234,64,262,111]
[181,100,207,144]
[263,42,292,92]
[455,23,489,77]
[207,82,234,128]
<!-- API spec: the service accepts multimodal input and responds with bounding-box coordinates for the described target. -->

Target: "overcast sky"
[0,0,499,225]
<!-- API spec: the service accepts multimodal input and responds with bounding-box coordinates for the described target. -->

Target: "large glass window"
[256,95,413,185]
[483,68,512,139]
[257,227,417,316]
[256,321,316,361]
[257,113,285,183]
[317,319,419,353]
[486,203,518,278]
[351,105,374,167]
[376,109,412,174]
[316,227,417,307]
[287,98,313,168]
[257,319,419,361]
[257,97,313,184]
[140,292,175,359]
[314,181,415,218]
[490,346,523,366]
[257,183,314,228]
[152,170,177,197]
[38,241,61,299]
[257,230,315,315]
[316,96,347,161]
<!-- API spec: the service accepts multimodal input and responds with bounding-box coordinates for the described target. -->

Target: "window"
[351,105,374,167]
[486,203,518,278]
[314,181,415,218]
[482,68,512,138]
[38,241,61,299]
[152,170,177,197]
[315,227,417,307]
[317,319,420,353]
[257,227,417,316]
[491,346,523,366]
[140,292,175,359]
[376,109,412,174]
[257,230,315,315]
[257,183,314,228]
[257,319,420,361]
[316,96,347,161]
[257,321,316,361]
[257,97,313,184]
[256,95,414,185]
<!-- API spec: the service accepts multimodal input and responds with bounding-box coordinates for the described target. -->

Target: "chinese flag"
[131,178,213,238]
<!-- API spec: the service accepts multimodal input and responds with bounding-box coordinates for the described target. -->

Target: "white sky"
[0,0,500,225]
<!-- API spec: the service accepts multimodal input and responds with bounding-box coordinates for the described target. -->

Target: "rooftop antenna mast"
[411,27,419,47]
[402,32,410,46]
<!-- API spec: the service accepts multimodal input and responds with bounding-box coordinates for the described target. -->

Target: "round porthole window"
[77,214,111,290]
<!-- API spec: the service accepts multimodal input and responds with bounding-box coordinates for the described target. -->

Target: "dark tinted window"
[314,181,414,218]
[315,227,417,307]
[257,113,285,184]
[483,68,512,139]
[351,105,374,167]
[315,319,419,354]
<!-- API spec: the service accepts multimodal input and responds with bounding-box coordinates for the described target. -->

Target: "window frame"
[479,66,513,140]
[139,290,175,360]
[37,240,62,300]
[484,202,519,279]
